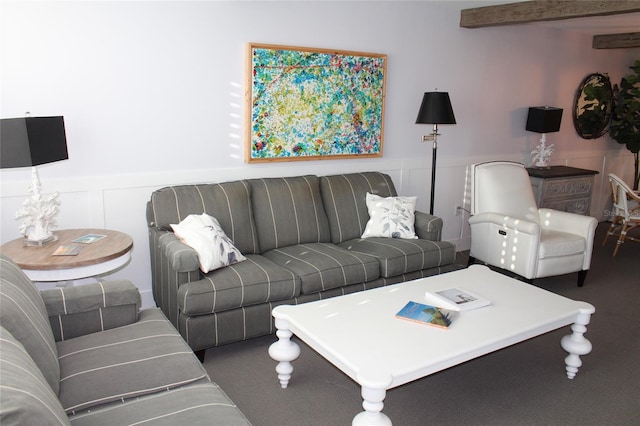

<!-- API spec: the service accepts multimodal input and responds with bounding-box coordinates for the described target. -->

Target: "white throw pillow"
[171,213,246,273]
[361,193,418,239]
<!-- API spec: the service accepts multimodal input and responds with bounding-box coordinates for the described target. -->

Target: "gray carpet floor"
[203,222,640,425]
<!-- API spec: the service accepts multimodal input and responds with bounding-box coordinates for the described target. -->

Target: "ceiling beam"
[593,32,640,49]
[460,1,640,28]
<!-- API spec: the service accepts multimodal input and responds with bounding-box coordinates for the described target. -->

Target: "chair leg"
[602,217,620,246]
[577,270,588,287]
[613,222,629,257]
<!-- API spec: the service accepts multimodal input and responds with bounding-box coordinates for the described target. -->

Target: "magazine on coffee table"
[425,288,491,312]
[395,301,458,329]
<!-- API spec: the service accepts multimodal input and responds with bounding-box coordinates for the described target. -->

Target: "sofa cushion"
[0,326,70,426]
[68,383,251,426]
[320,172,398,244]
[178,254,300,315]
[148,180,260,254]
[263,243,381,294]
[249,175,331,252]
[0,255,60,394]
[339,237,457,278]
[171,213,246,273]
[56,308,209,414]
[362,193,418,239]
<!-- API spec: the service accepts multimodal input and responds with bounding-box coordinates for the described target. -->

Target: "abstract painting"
[246,43,386,162]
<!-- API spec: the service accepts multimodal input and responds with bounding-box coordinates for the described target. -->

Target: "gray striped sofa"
[0,254,250,426]
[147,172,459,353]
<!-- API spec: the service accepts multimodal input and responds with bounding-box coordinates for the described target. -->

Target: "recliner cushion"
[263,243,380,294]
[539,230,586,258]
[471,162,539,222]
[340,237,457,278]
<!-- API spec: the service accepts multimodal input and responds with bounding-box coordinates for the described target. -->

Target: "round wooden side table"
[0,228,133,282]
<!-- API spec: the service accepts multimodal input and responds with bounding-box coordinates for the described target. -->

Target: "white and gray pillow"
[361,193,418,239]
[171,213,246,273]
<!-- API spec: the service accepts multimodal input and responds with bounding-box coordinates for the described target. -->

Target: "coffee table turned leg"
[560,307,594,379]
[353,372,393,426]
[268,317,300,388]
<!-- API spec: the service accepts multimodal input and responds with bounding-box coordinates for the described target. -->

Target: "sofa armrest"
[41,280,141,341]
[159,232,200,272]
[414,211,443,241]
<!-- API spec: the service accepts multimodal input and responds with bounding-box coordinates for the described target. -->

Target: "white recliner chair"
[467,161,598,287]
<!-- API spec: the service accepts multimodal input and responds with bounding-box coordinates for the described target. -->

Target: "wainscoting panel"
[1,150,634,308]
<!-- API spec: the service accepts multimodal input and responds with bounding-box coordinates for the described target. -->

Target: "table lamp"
[416,92,456,215]
[526,106,562,168]
[0,116,68,245]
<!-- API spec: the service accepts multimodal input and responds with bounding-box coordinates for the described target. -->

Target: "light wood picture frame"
[246,43,386,163]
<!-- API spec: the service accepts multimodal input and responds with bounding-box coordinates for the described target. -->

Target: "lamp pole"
[423,124,439,215]
[415,91,455,216]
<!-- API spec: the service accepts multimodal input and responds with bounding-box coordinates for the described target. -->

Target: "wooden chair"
[603,173,640,256]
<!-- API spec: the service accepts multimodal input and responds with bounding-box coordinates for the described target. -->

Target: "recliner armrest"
[414,211,443,241]
[469,212,540,235]
[538,208,598,270]
[41,280,141,341]
[538,208,598,236]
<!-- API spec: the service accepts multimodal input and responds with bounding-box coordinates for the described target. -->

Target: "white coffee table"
[269,265,594,426]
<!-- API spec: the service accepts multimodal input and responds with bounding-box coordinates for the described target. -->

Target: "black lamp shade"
[416,92,456,125]
[526,106,562,133]
[0,116,68,169]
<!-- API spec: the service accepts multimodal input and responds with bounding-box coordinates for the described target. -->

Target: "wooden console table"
[526,166,599,215]
[0,228,133,282]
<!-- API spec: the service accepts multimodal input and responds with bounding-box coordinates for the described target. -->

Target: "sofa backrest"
[320,172,398,243]
[0,255,61,395]
[249,175,331,252]
[0,326,70,425]
[147,180,260,255]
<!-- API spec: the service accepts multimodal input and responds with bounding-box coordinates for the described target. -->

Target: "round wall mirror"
[573,73,613,139]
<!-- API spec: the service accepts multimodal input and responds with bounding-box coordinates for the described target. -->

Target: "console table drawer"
[538,177,593,200]
[537,197,593,215]
[527,166,598,216]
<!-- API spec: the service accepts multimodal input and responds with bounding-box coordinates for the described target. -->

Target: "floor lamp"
[416,92,456,215]
[0,116,68,245]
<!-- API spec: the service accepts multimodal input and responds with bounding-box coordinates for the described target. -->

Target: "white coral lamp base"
[531,133,554,168]
[15,167,61,245]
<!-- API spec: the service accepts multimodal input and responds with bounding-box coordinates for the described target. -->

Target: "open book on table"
[424,288,491,312]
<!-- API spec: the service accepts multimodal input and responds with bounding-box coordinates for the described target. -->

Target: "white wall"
[2,1,638,307]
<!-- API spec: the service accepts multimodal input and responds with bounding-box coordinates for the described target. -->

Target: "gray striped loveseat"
[147,172,459,353]
[0,254,250,425]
